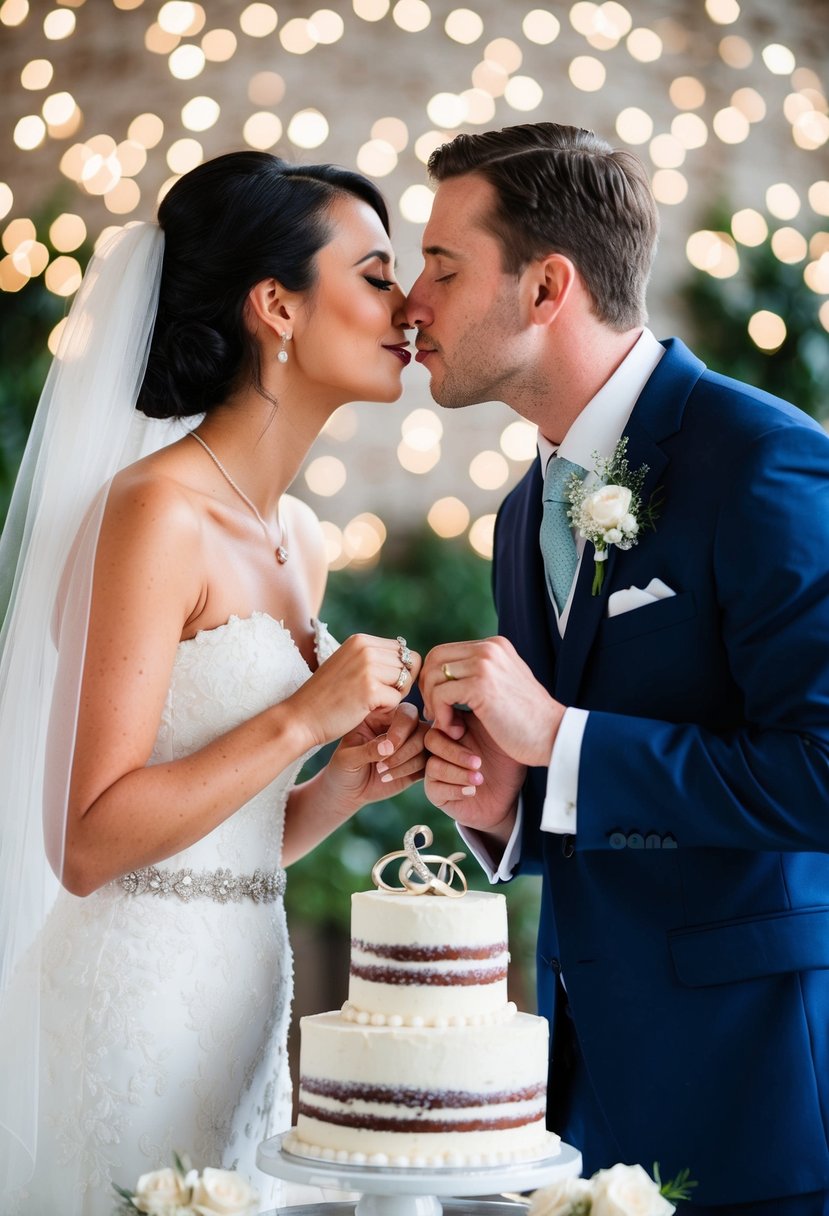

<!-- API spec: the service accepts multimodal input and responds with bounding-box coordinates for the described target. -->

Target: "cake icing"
[286,826,560,1168]
[347,888,510,1022]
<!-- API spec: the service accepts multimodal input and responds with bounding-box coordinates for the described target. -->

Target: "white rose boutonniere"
[567,437,661,595]
[529,1161,696,1216]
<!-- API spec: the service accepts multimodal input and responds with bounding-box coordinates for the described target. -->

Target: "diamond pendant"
[276,546,289,564]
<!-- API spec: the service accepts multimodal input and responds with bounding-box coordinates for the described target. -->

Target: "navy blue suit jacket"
[493,338,829,1204]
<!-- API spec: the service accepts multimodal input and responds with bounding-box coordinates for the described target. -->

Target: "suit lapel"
[553,338,705,707]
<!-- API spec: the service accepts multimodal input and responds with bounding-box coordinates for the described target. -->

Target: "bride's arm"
[59,474,408,897]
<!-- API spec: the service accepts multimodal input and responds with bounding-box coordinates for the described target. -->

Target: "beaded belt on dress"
[119,865,286,904]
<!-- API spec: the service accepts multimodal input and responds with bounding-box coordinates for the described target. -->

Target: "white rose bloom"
[191,1167,259,1216]
[591,1163,675,1216]
[529,1176,594,1215]
[605,527,623,545]
[621,513,639,535]
[586,485,632,530]
[132,1167,189,1215]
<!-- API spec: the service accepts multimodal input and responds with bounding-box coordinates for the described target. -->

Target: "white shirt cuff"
[540,707,589,834]
[457,803,523,884]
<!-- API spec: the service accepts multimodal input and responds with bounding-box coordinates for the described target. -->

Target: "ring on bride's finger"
[394,665,409,691]
[399,643,413,670]
[441,662,457,681]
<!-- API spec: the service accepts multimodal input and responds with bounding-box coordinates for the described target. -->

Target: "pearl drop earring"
[277,332,291,364]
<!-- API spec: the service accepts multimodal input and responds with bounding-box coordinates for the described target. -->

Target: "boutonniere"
[567,437,661,595]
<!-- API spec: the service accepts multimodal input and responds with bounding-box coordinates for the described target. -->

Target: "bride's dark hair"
[137,151,390,419]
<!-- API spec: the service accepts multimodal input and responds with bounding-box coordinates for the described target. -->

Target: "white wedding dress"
[8,612,336,1216]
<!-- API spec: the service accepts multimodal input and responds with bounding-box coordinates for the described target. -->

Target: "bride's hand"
[286,633,422,750]
[324,703,428,810]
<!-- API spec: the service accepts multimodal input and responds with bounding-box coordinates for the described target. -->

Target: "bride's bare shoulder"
[104,441,205,538]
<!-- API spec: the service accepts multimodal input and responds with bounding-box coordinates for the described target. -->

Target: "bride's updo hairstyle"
[137,151,390,419]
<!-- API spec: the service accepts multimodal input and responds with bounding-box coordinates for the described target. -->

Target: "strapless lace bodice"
[145,612,337,875]
[10,612,338,1216]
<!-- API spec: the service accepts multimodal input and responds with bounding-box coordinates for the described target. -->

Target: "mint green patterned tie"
[540,456,585,613]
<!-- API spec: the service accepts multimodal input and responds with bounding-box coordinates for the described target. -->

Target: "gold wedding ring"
[441,662,457,681]
[394,665,409,691]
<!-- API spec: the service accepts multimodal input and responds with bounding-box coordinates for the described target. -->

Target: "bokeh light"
[239,3,278,37]
[21,59,54,90]
[686,230,740,278]
[569,56,605,93]
[397,441,441,474]
[243,113,282,150]
[766,182,801,220]
[287,110,329,149]
[469,450,509,490]
[670,76,706,110]
[182,97,220,132]
[522,9,559,44]
[616,107,653,145]
[393,0,431,33]
[718,34,753,68]
[400,184,434,223]
[343,513,387,563]
[445,8,483,44]
[428,497,470,538]
[49,212,86,251]
[771,227,808,264]
[748,310,786,351]
[305,456,347,496]
[809,182,829,216]
[762,43,796,75]
[43,9,76,40]
[202,29,237,61]
[731,209,768,246]
[469,514,496,559]
[500,420,537,461]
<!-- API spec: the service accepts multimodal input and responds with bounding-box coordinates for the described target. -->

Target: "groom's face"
[405,174,526,409]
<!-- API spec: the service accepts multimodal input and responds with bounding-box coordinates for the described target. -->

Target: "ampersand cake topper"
[370,825,468,898]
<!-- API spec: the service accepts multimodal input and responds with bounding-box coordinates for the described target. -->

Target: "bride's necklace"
[190,431,289,564]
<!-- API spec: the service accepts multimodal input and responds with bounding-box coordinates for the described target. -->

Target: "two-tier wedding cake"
[283,827,560,1169]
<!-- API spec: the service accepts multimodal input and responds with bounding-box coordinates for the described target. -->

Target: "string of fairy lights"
[1,0,827,568]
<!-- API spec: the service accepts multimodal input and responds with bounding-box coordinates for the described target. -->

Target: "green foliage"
[0,270,61,525]
[654,1162,698,1203]
[0,194,92,526]
[680,203,828,420]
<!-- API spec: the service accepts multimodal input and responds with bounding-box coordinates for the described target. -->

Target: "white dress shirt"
[462,328,665,881]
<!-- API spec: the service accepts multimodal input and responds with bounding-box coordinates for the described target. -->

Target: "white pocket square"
[607,578,676,618]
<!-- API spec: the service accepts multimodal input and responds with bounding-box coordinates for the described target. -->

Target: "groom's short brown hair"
[428,122,659,332]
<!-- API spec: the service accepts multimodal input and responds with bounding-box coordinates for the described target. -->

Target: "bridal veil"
[0,222,168,1193]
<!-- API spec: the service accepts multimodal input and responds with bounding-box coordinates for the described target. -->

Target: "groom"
[407,123,829,1214]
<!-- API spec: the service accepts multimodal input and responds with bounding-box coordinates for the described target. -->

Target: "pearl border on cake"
[340,1000,518,1028]
[282,1129,562,1170]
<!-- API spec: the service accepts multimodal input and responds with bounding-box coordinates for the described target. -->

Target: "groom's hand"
[420,637,565,767]
[423,715,524,846]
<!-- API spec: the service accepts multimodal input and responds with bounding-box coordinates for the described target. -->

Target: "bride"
[0,151,423,1214]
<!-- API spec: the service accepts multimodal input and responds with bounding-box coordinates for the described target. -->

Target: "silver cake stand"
[257,1131,582,1215]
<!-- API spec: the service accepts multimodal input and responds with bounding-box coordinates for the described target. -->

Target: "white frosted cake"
[284,830,560,1169]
